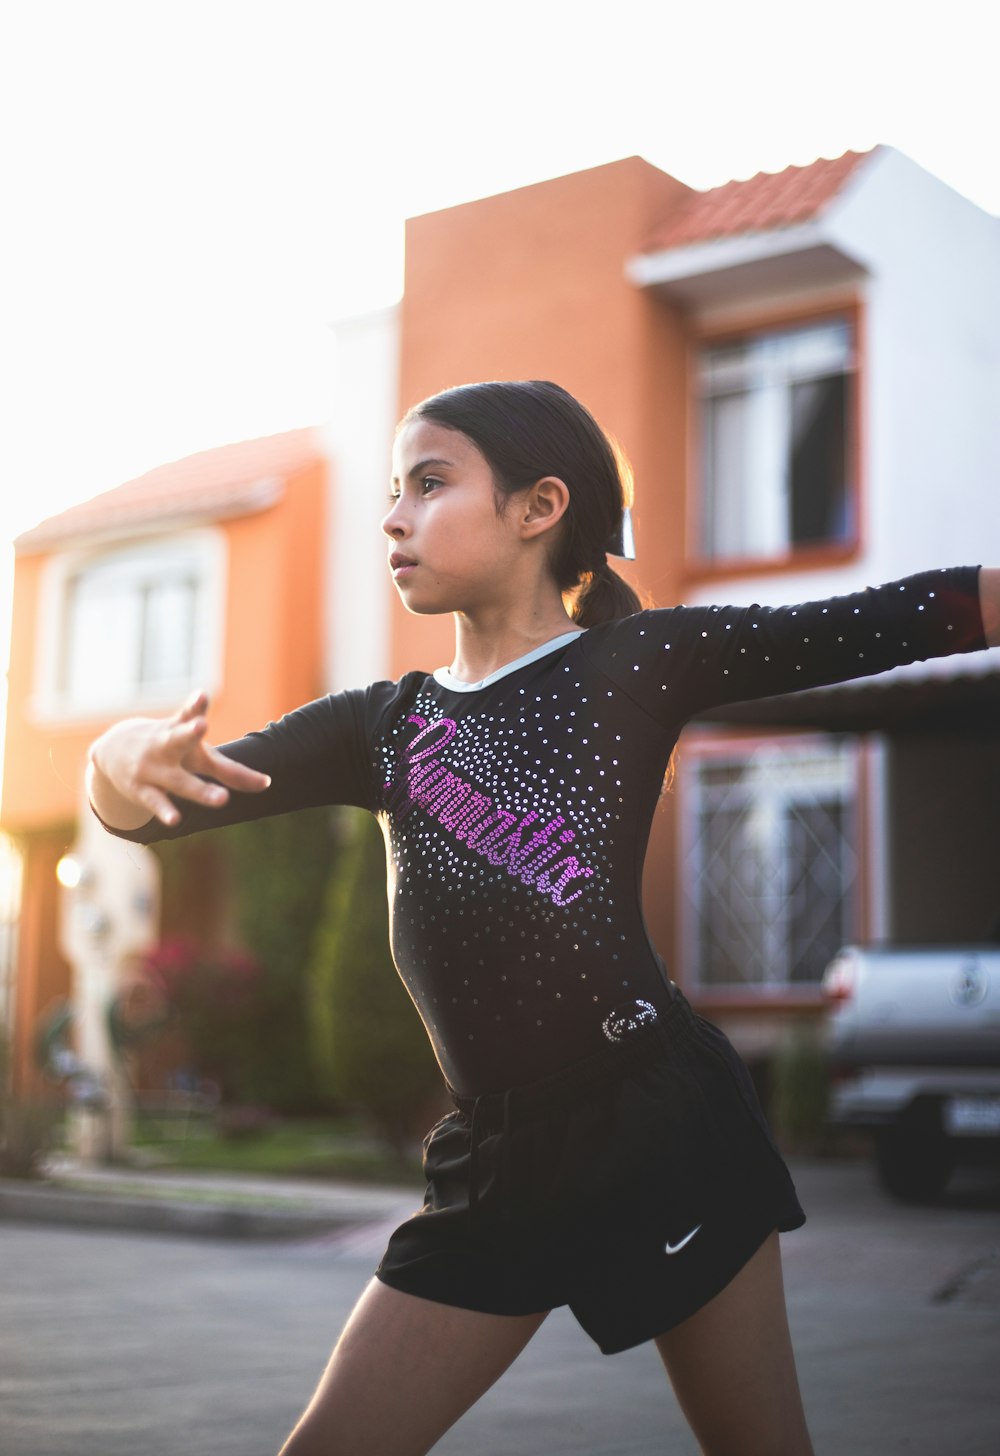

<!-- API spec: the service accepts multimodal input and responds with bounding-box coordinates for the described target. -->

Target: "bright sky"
[2,0,998,685]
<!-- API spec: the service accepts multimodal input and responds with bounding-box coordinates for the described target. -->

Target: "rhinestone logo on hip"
[602,999,658,1042]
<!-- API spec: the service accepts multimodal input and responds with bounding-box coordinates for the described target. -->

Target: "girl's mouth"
[389,552,418,579]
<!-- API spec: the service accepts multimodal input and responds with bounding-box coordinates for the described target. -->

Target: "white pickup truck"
[822,945,1000,1200]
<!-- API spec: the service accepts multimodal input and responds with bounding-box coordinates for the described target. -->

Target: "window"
[682,738,859,990]
[36,531,224,718]
[699,320,855,561]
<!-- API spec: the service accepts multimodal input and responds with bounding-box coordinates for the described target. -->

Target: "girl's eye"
[421,476,444,493]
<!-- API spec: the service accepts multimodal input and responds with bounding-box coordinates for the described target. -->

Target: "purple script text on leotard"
[384,714,594,907]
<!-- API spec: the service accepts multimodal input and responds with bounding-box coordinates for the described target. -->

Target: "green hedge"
[307,810,443,1149]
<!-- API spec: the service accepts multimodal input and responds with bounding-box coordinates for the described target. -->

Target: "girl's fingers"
[147,715,270,795]
[159,741,270,799]
[138,786,184,828]
[196,743,272,793]
[173,690,209,724]
[162,766,232,807]
[171,716,209,747]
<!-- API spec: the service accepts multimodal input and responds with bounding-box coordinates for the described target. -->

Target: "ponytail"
[403,381,643,627]
[571,560,642,628]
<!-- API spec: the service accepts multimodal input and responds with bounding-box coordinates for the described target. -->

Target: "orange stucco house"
[1,429,327,1095]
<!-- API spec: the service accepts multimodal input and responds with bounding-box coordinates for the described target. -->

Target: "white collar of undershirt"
[433,628,585,693]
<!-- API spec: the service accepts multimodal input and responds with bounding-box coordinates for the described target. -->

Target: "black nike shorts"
[375,985,805,1355]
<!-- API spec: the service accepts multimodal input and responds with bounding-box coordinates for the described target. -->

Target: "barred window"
[682,738,859,989]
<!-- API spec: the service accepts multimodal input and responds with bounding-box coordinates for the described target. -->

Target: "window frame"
[677,728,867,1009]
[32,527,226,723]
[685,297,864,584]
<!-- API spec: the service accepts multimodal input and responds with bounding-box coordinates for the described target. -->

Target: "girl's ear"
[520,476,570,541]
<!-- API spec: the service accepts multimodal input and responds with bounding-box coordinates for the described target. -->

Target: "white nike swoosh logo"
[664,1224,702,1256]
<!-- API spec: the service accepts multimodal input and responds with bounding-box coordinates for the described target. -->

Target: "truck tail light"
[822,951,857,1003]
[828,1063,860,1086]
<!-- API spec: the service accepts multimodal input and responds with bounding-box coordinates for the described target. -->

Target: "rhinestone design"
[602,999,659,1042]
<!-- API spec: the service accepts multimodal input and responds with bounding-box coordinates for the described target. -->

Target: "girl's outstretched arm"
[980,568,1000,646]
[581,565,988,728]
[87,690,271,832]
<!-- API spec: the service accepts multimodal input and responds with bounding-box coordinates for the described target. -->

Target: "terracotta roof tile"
[645,148,878,252]
[16,426,324,553]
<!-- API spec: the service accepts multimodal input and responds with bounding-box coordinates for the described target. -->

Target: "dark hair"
[403,380,642,627]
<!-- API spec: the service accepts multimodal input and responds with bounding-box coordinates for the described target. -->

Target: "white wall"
[321,305,401,691]
[833,147,1000,577]
[687,148,1000,668]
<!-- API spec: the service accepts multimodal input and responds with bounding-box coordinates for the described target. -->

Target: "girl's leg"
[277,1276,550,1456]
[653,1230,814,1456]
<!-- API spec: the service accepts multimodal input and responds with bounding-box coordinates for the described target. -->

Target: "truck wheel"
[875,1125,954,1202]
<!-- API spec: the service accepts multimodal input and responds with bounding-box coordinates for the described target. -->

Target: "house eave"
[626,222,867,310]
[14,475,285,556]
[692,653,1000,736]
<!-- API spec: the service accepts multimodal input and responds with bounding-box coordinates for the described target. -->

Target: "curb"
[0,1180,359,1240]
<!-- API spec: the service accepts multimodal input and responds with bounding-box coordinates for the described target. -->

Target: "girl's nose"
[381,499,408,538]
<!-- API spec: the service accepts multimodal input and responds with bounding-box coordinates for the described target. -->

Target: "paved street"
[2,1159,998,1455]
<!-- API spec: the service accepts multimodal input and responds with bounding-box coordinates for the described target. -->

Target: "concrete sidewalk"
[0,1156,422,1240]
[2,1158,998,1455]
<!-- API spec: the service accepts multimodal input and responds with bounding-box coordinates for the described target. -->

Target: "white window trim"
[861,735,890,943]
[696,318,856,564]
[31,527,227,724]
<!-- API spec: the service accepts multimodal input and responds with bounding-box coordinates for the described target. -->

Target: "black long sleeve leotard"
[96,567,987,1094]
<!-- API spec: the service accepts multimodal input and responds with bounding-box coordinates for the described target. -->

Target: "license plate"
[944,1097,1000,1136]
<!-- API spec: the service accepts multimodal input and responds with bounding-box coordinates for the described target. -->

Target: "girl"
[87,381,999,1456]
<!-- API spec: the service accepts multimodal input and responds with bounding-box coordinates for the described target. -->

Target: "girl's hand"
[87,690,271,829]
[980,567,1000,647]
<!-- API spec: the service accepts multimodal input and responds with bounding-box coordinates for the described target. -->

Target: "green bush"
[771,1024,831,1154]
[224,805,338,1110]
[0,1028,60,1179]
[0,1100,61,1178]
[307,810,444,1150]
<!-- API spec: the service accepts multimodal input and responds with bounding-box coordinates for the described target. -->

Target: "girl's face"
[385,419,528,616]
